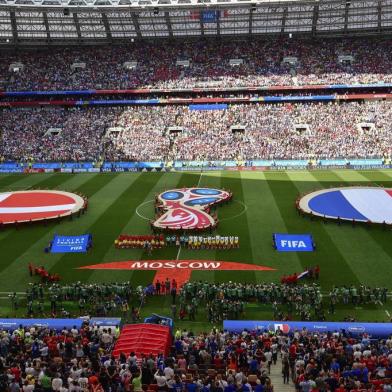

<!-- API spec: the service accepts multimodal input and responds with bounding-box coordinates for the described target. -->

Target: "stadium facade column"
[101,13,112,41]
[10,11,18,44]
[312,4,319,36]
[344,1,350,33]
[249,5,254,35]
[164,11,173,37]
[281,7,288,34]
[73,13,82,40]
[131,13,142,39]
[43,12,51,42]
[378,0,382,32]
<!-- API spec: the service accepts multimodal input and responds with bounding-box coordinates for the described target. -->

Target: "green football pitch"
[0,169,392,327]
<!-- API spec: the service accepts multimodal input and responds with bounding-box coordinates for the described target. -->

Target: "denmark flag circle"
[0,190,85,224]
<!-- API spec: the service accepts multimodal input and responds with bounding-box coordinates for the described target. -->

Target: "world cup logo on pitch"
[153,188,231,231]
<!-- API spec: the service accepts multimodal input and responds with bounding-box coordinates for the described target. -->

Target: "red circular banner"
[0,190,84,224]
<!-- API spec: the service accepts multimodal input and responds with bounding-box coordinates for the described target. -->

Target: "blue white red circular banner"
[299,187,392,224]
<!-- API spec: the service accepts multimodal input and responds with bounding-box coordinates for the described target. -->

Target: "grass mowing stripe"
[330,169,376,183]
[0,174,29,188]
[356,170,392,184]
[49,173,100,193]
[87,171,190,284]
[241,171,303,283]
[0,173,59,191]
[266,171,361,289]
[0,174,120,292]
[213,171,256,284]
[376,170,392,181]
[56,172,164,282]
[179,171,221,283]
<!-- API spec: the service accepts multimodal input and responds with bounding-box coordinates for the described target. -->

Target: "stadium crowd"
[1,101,392,162]
[20,279,388,325]
[2,320,392,392]
[0,109,112,162]
[1,38,392,91]
[0,321,120,392]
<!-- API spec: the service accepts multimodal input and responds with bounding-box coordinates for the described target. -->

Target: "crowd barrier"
[2,94,392,108]
[0,160,389,173]
[1,82,392,98]
[223,320,392,338]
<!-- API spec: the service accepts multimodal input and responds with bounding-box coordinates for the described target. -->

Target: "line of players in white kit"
[166,234,240,249]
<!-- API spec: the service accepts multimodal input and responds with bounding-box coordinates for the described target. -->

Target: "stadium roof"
[0,0,391,45]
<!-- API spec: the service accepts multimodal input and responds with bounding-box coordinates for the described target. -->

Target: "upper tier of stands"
[1,38,392,91]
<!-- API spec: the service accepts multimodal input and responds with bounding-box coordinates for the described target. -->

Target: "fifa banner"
[273,233,315,252]
[51,234,91,253]
[224,320,392,338]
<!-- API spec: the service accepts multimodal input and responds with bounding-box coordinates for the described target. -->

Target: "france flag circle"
[299,187,392,224]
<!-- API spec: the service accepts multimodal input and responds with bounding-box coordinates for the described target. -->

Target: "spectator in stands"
[3,38,392,91]
[3,101,392,163]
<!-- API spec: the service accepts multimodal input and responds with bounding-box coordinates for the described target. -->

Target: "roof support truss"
[9,10,18,43]
[131,12,142,39]
[73,12,81,39]
[0,1,391,45]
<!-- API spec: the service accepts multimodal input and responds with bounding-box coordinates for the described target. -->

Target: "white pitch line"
[176,244,182,260]
[386,310,391,318]
[196,169,203,187]
[135,199,154,221]
[0,291,26,293]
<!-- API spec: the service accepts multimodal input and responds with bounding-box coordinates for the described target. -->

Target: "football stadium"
[2,0,392,390]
